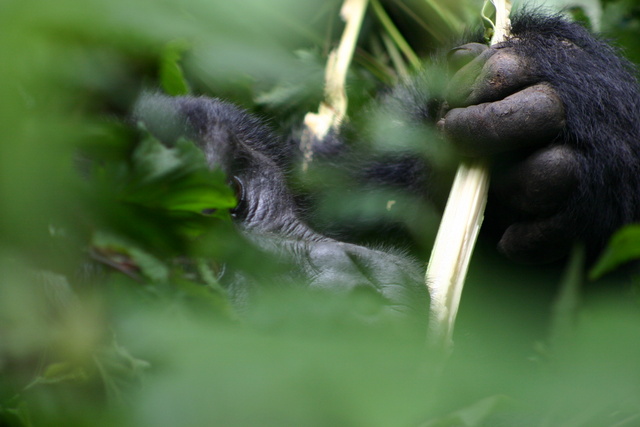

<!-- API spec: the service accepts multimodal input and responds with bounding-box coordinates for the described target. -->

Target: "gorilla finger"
[466,46,538,106]
[447,43,489,72]
[447,46,537,108]
[440,83,565,156]
[498,215,575,264]
[446,48,496,108]
[493,145,581,216]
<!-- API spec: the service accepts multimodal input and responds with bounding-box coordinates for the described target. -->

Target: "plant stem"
[371,0,421,71]
[426,159,490,350]
[300,0,369,172]
[426,0,511,351]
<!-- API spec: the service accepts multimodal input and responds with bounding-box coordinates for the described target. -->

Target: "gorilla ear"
[132,92,190,146]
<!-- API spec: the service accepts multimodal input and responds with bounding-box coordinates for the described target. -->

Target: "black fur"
[507,12,640,253]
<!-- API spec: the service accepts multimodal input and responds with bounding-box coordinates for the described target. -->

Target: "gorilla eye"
[229,176,246,218]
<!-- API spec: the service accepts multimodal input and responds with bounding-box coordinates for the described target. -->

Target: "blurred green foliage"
[1,0,640,426]
[601,0,640,64]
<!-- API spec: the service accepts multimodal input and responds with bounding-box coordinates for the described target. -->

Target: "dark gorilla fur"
[505,13,640,255]
[134,11,640,312]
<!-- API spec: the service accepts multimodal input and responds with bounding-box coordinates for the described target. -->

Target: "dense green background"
[1,0,640,425]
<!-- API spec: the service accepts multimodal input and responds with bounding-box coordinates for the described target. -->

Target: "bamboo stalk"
[426,0,512,351]
[300,0,369,171]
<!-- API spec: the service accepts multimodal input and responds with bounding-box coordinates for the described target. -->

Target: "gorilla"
[134,12,640,315]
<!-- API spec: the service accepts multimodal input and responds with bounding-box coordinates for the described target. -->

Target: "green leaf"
[548,245,584,351]
[128,135,237,212]
[160,40,191,96]
[94,340,150,404]
[421,396,511,427]
[132,133,188,183]
[173,276,235,317]
[0,400,33,427]
[30,362,89,385]
[370,0,420,71]
[129,247,170,283]
[589,224,640,280]
[161,183,236,212]
[92,231,170,283]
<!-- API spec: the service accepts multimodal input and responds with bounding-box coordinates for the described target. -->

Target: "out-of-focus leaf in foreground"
[602,0,640,65]
[589,224,640,279]
[126,133,236,214]
[160,40,191,96]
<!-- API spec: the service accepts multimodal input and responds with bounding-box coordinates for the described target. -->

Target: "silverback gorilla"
[134,12,640,314]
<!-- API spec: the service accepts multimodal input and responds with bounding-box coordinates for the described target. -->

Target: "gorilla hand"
[439,13,640,264]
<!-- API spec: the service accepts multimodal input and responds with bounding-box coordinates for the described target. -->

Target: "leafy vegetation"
[2,0,640,425]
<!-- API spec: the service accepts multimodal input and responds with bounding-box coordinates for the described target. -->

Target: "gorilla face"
[134,93,429,316]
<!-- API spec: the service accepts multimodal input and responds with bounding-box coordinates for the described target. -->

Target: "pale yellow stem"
[426,0,511,350]
[301,0,369,171]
